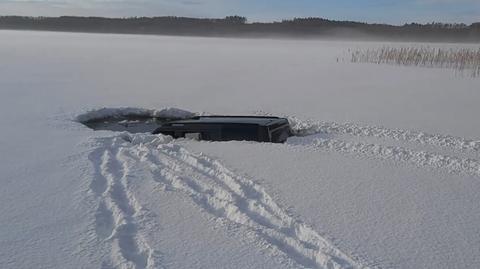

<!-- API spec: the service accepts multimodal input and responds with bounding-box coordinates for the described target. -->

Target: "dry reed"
[351,46,480,77]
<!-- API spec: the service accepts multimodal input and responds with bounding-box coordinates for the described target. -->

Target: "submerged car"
[152,116,292,143]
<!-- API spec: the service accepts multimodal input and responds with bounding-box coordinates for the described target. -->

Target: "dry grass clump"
[351,46,480,77]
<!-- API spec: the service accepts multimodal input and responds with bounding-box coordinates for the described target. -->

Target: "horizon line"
[1,14,479,27]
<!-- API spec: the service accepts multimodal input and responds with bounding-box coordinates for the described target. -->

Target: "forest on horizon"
[1,15,479,42]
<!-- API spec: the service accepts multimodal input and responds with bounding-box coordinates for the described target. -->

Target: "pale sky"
[0,0,479,25]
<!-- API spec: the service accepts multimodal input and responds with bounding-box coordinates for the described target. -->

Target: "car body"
[152,116,292,143]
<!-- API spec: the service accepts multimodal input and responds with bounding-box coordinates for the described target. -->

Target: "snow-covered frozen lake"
[1,30,480,269]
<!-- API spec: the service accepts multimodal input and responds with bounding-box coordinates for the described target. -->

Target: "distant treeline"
[1,15,479,42]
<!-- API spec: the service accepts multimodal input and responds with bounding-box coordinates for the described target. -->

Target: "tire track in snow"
[285,117,480,177]
[288,117,480,155]
[89,137,161,269]
[288,136,480,178]
[125,137,369,269]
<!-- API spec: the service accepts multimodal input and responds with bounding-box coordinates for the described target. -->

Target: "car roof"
[166,116,287,126]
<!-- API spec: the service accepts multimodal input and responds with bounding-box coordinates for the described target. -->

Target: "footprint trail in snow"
[88,133,369,269]
[88,136,162,269]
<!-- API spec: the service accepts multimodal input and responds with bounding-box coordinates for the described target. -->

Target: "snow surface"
[1,30,480,269]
